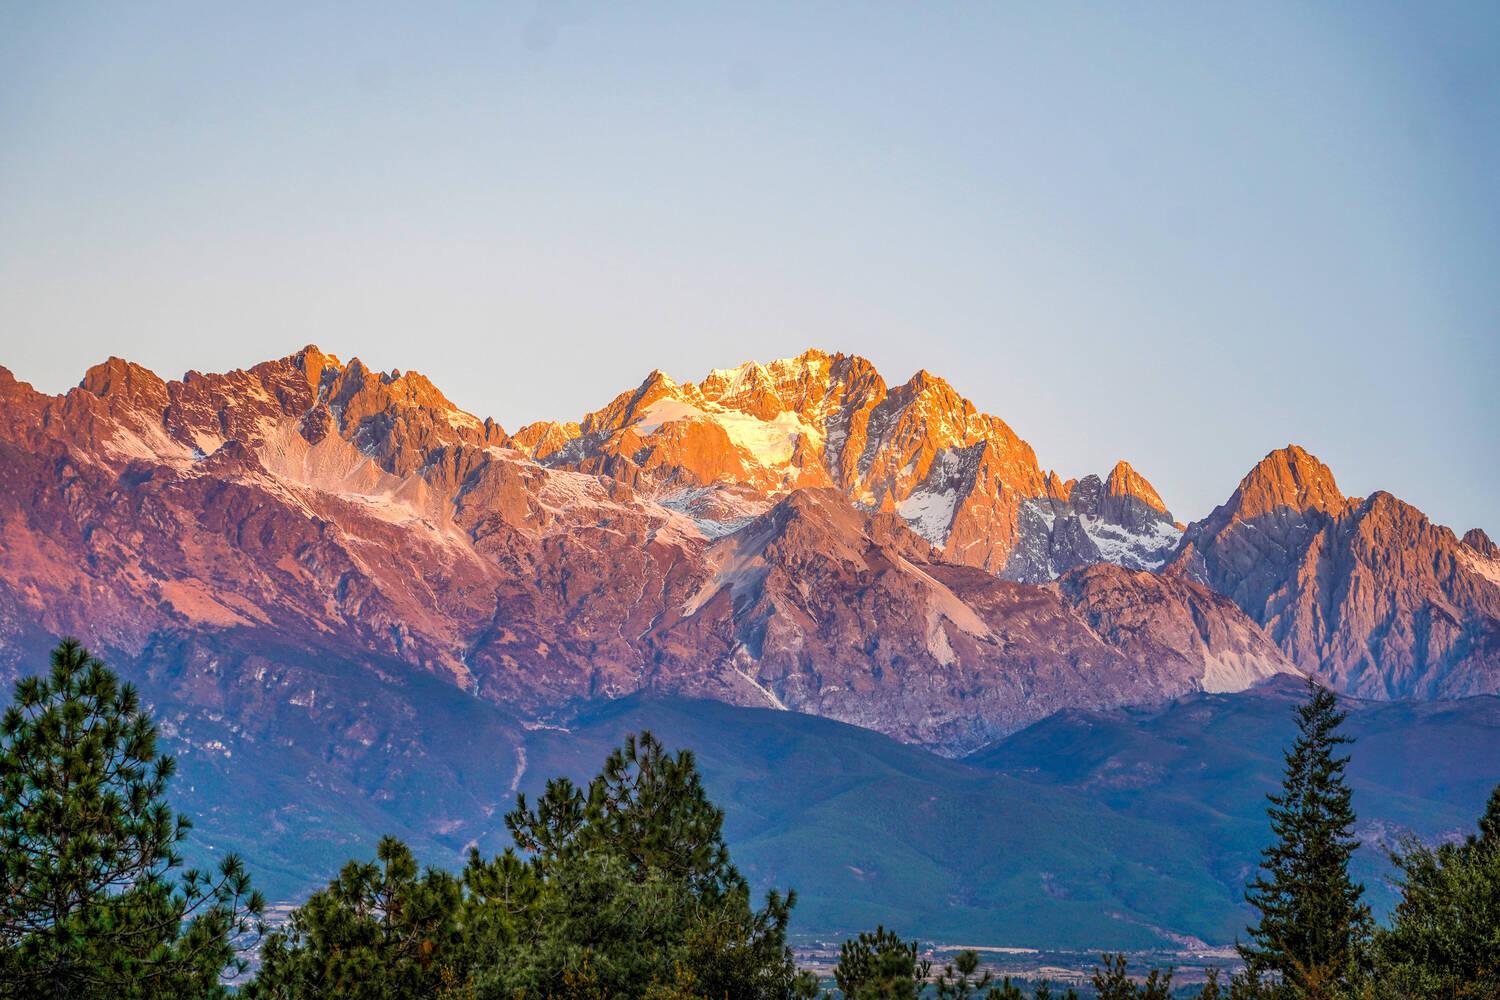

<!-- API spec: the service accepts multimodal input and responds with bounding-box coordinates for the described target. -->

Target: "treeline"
[1,641,1497,999]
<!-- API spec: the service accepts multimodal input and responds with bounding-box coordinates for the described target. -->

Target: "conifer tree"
[1239,677,1370,998]
[250,730,800,1000]
[1474,784,1500,847]
[1091,953,1136,1000]
[247,836,463,1000]
[934,949,992,1000]
[0,639,263,999]
[1373,782,1500,997]
[1136,968,1173,1000]
[506,732,738,895]
[832,926,929,1000]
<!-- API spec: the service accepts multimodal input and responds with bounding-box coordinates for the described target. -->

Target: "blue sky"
[2,2,1496,529]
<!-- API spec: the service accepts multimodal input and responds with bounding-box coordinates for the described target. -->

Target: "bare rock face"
[0,349,1298,756]
[1463,528,1499,560]
[1054,563,1295,694]
[1171,446,1500,698]
[1004,461,1183,583]
[2,352,1490,758]
[629,489,1291,751]
[508,352,1188,586]
[532,351,1055,571]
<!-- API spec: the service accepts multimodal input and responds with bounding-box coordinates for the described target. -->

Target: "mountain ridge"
[0,347,1294,756]
[0,347,1496,756]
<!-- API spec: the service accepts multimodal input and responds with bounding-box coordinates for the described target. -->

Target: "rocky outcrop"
[1463,527,1499,560]
[533,351,1058,571]
[629,489,1292,750]
[1170,446,1500,698]
[1004,461,1183,583]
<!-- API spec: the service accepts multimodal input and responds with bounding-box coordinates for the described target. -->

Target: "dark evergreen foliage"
[1372,782,1500,998]
[247,730,799,1000]
[1089,953,1171,999]
[934,949,993,1000]
[0,639,263,999]
[247,836,462,999]
[831,926,930,1000]
[1238,677,1370,998]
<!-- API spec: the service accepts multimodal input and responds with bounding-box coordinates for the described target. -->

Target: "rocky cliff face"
[1005,461,1183,583]
[0,348,1295,755]
[2,351,1493,755]
[516,350,1180,578]
[1171,446,1500,698]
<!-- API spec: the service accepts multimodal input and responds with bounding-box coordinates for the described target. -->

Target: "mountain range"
[0,346,1496,944]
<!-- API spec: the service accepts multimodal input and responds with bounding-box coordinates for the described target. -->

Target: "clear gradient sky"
[2,3,1496,530]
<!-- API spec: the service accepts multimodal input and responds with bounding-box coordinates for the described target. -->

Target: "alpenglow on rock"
[0,347,1294,759]
[1170,445,1500,698]
[1004,460,1184,584]
[512,349,1181,578]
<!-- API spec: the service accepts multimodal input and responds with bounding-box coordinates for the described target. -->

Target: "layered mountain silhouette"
[1,347,1496,755]
[2,345,1498,943]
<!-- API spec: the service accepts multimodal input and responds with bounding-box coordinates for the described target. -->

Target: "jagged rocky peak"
[1170,448,1500,700]
[1002,459,1181,584]
[55,347,511,481]
[699,358,787,420]
[545,349,1050,520]
[510,420,582,461]
[1463,527,1499,560]
[530,348,1211,586]
[79,356,170,402]
[1231,444,1351,520]
[1066,474,1105,514]
[4,343,1496,764]
[1043,471,1076,501]
[1106,460,1169,515]
[293,343,344,388]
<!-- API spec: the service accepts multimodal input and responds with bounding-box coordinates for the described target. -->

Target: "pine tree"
[1239,676,1370,998]
[1091,953,1137,1000]
[1373,781,1500,997]
[832,926,930,1000]
[1472,784,1500,848]
[506,731,738,895]
[0,639,263,999]
[250,730,801,1000]
[1137,968,1173,1000]
[986,976,1026,1000]
[934,949,993,1000]
[248,836,464,1000]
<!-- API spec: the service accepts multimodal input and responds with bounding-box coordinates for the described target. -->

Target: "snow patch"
[681,520,780,616]
[892,554,994,641]
[657,486,771,540]
[103,422,194,466]
[635,398,710,435]
[1460,549,1500,587]
[444,409,483,432]
[508,746,528,793]
[634,397,821,470]
[1079,515,1182,571]
[898,488,958,546]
